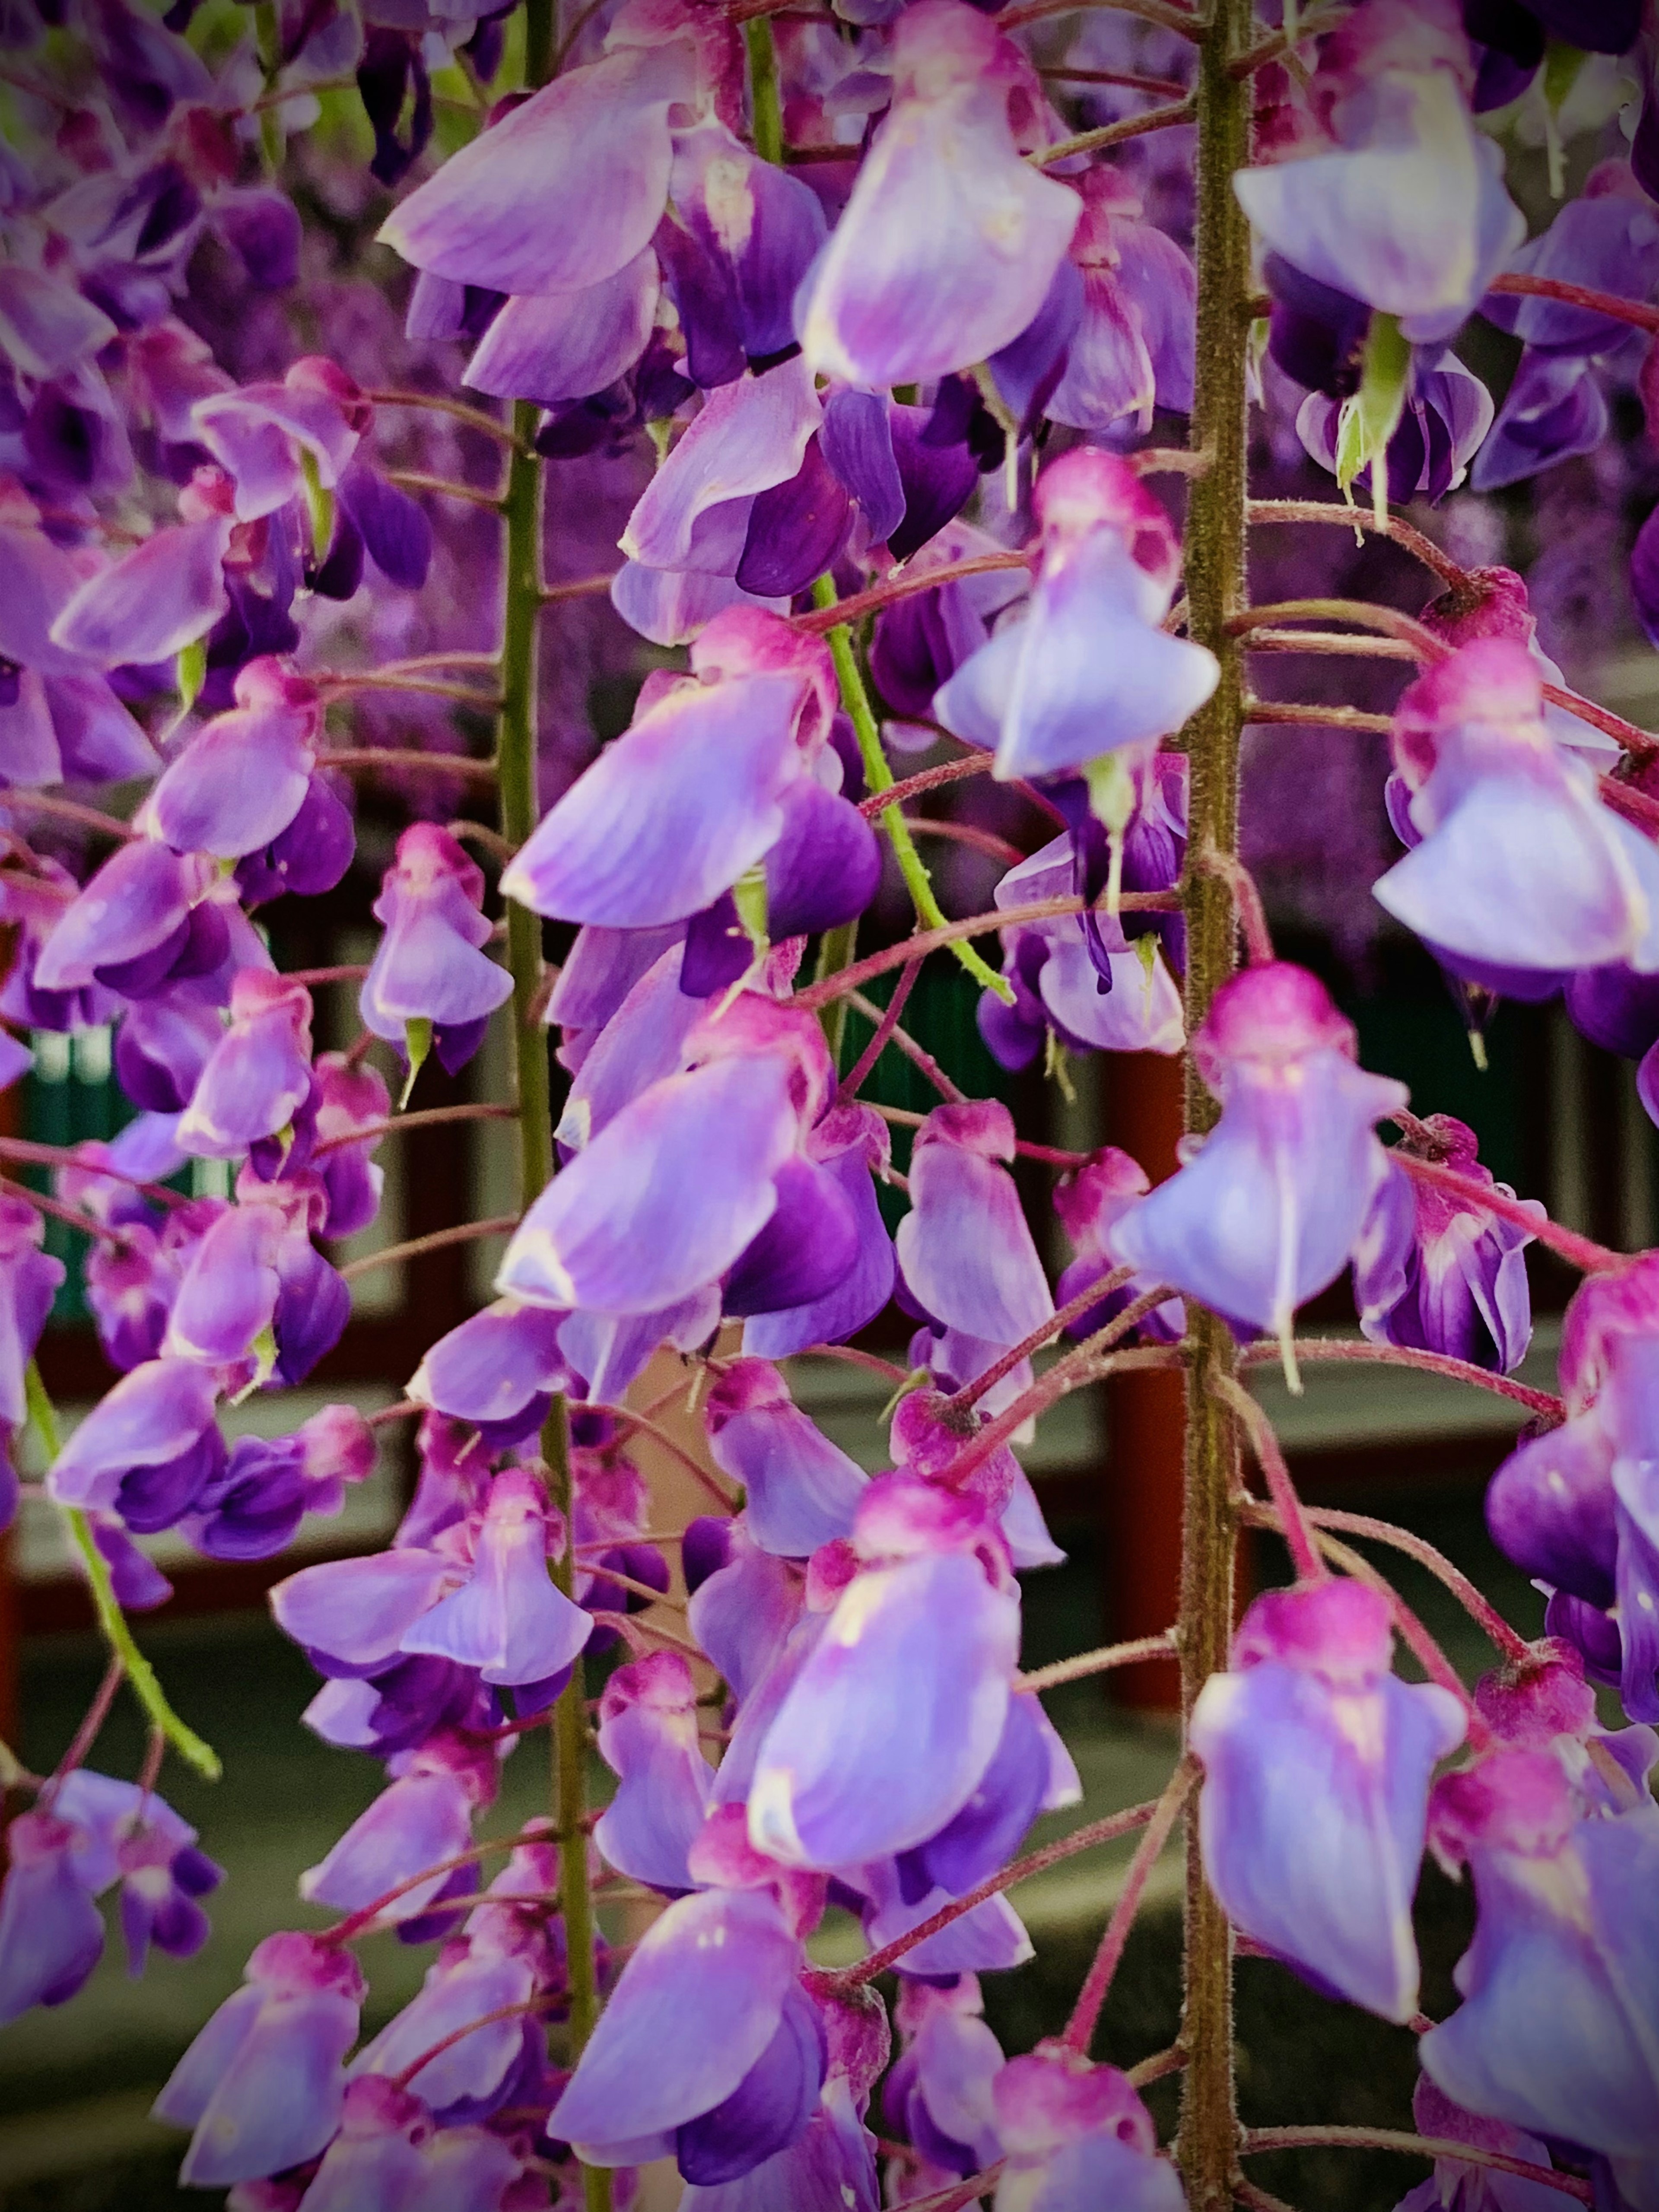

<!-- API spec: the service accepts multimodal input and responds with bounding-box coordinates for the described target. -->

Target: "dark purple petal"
[736,435,853,599]
[676,1981,826,2184]
[820,388,904,543]
[723,1154,861,1319]
[336,463,432,590]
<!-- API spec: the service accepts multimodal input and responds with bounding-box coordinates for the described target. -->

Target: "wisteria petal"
[49,518,232,668]
[464,248,658,406]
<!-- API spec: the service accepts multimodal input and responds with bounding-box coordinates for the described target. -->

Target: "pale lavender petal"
[497,1055,797,1312]
[270,1547,459,1672]
[622,359,823,575]
[49,518,232,668]
[465,249,658,405]
[300,1769,476,1919]
[378,44,694,296]
[705,1359,867,1558]
[750,1551,1021,1868]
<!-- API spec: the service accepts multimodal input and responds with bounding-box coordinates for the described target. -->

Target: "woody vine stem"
[1177,0,1253,2200]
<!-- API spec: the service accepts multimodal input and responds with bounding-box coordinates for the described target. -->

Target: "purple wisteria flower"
[592,1650,714,1893]
[1375,641,1659,985]
[359,824,512,1084]
[704,1359,868,1560]
[1233,0,1522,344]
[1354,1116,1540,1373]
[795,0,1081,388]
[153,1931,366,2187]
[991,2046,1186,2212]
[935,447,1218,786]
[1192,1577,1466,2021]
[1111,963,1408,1349]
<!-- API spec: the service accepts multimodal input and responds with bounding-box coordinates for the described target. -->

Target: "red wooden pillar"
[1101,1051,1185,1711]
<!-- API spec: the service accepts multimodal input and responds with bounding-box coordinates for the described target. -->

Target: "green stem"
[810,576,1011,1002]
[252,0,285,172]
[814,921,858,1068]
[744,15,783,165]
[1175,0,1253,2204]
[27,1364,220,1783]
[494,17,604,2199]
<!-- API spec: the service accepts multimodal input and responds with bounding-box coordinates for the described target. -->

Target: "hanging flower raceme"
[1191,1577,1467,2022]
[359,823,513,1089]
[1354,1115,1541,1374]
[934,446,1218,791]
[1111,963,1408,1357]
[1375,640,1659,989]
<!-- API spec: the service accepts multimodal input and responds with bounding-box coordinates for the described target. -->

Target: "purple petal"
[269,1547,459,1673]
[764,779,882,938]
[750,1551,1021,1868]
[548,1887,800,2155]
[352,1953,537,2116]
[410,1300,571,1428]
[593,1650,715,1892]
[820,388,905,544]
[378,44,693,296]
[498,1055,798,1312]
[399,1471,592,1684]
[49,517,231,668]
[0,1815,106,2023]
[894,1106,1052,1346]
[300,1768,476,1920]
[737,435,853,599]
[335,464,432,591]
[705,1359,867,1557]
[798,76,1079,386]
[676,1981,826,2184]
[622,359,823,576]
[47,1357,218,1515]
[502,674,804,928]
[723,1153,861,1320]
[743,1106,896,1359]
[465,248,658,406]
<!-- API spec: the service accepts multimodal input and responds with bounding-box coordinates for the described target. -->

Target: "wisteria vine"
[3,0,1659,2208]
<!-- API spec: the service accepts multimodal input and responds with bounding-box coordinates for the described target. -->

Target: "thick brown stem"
[1176,0,1253,2196]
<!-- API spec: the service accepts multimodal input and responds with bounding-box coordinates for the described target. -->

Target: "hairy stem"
[1176,0,1253,2193]
[29,1364,221,1781]
[1065,1755,1199,2053]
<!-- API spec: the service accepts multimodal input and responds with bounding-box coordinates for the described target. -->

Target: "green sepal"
[299,448,334,565]
[177,638,206,712]
[1335,312,1410,528]
[733,862,770,964]
[1044,1029,1077,1106]
[401,1016,433,1107]
[1541,42,1587,198]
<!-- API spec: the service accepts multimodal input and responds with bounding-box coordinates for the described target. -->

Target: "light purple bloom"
[896,1099,1054,1356]
[300,1732,495,1923]
[1043,167,1196,433]
[1375,641,1659,979]
[47,1356,225,1534]
[464,247,660,408]
[593,1650,715,1892]
[741,1102,897,1361]
[748,1475,1022,1869]
[795,0,1080,388]
[176,970,315,1161]
[1111,963,1407,1344]
[1421,1743,1659,2193]
[1232,0,1522,343]
[1191,1578,1466,2022]
[408,1299,572,1441]
[359,824,512,1077]
[191,356,366,524]
[705,1358,867,1559]
[991,2046,1186,2212]
[1354,1116,1540,1374]
[398,1468,592,1686]
[0,1810,106,2024]
[48,505,233,667]
[1391,2076,1568,2212]
[153,1930,365,2187]
[0,1193,64,1432]
[1052,1151,1184,1346]
[144,659,321,861]
[934,448,1217,784]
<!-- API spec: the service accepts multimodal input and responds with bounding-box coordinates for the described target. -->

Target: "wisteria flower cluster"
[5,0,1659,2206]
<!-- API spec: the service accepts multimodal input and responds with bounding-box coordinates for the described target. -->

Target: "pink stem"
[1216,1375,1326,1583]
[866,1100,1091,1164]
[283,963,369,987]
[938,1267,1136,1417]
[583,1401,737,1508]
[392,1996,557,2091]
[793,1341,912,1382]
[1284,1515,1479,1723]
[338,1214,521,1281]
[1487,268,1659,336]
[848,1008,968,1106]
[793,893,1179,1011]
[866,756,997,817]
[1301,1504,1533,1664]
[0,1176,121,1244]
[1239,1335,1563,1418]
[933,1298,1184,1492]
[901,816,1026,866]
[1395,1153,1622,1274]
[0,1137,186,1208]
[838,959,922,1103]
[1017,1631,1178,1694]
[794,551,1031,634]
[1242,2127,1591,2203]
[1063,1755,1199,2053]
[822,1796,1161,1988]
[323,1834,537,1943]
[2,791,133,839]
[315,746,499,782]
[311,1102,519,1159]
[366,1398,422,1428]
[42,1657,124,1804]
[1199,847,1275,965]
